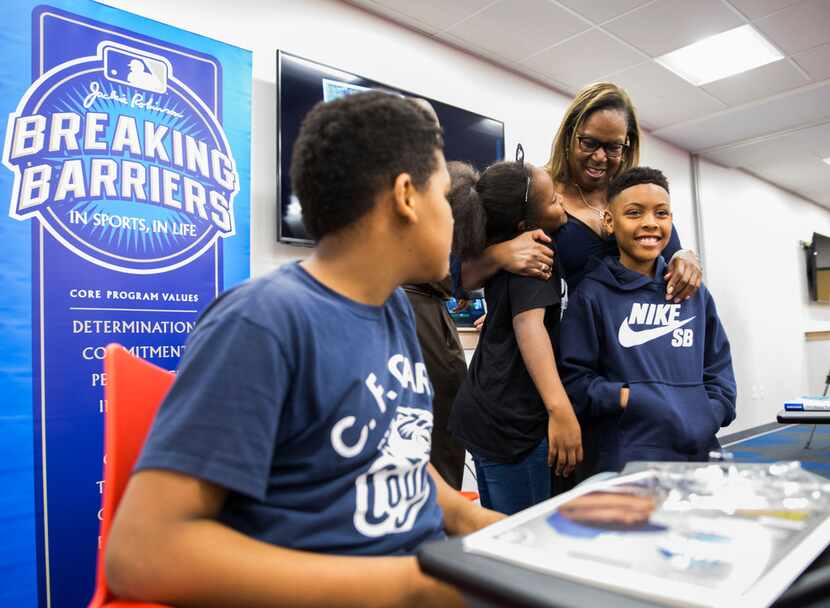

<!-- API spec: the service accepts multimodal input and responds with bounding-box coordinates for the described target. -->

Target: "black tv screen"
[808,232,830,303]
[277,51,506,245]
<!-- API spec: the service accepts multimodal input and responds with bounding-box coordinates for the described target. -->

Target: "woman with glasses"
[463,82,701,301]
[545,82,700,293]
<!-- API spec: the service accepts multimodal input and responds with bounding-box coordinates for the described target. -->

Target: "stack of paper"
[784,396,830,411]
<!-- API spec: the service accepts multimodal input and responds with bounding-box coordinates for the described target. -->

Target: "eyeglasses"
[576,135,628,158]
[515,143,531,205]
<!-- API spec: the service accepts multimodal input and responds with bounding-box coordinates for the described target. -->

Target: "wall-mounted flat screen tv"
[807,232,830,303]
[277,51,506,245]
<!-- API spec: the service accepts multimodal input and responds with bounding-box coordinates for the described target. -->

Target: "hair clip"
[515,143,530,205]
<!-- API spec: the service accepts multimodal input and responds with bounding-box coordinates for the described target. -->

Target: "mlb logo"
[101,43,169,94]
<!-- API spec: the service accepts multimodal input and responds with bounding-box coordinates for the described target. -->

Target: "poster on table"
[0,2,251,605]
[464,463,830,607]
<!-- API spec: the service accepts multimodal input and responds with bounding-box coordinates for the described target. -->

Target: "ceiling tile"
[789,122,830,159]
[446,0,590,63]
[810,126,830,160]
[744,156,830,206]
[555,0,652,24]
[430,30,577,92]
[605,61,727,130]
[654,81,830,151]
[727,0,804,20]
[802,185,830,208]
[431,30,511,65]
[702,58,809,105]
[513,64,576,92]
[520,28,645,88]
[604,0,744,57]
[803,190,830,208]
[793,42,830,81]
[359,0,496,31]
[345,0,441,34]
[702,122,830,167]
[754,0,830,54]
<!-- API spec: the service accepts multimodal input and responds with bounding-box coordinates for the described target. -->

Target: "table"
[777,410,830,424]
[418,537,830,608]
[777,410,830,448]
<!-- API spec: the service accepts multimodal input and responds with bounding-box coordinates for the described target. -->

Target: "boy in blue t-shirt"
[105,92,504,607]
[559,167,736,473]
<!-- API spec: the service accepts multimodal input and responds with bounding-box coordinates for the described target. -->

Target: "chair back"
[89,344,175,608]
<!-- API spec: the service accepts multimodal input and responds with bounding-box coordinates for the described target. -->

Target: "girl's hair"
[447,160,533,260]
[544,82,640,186]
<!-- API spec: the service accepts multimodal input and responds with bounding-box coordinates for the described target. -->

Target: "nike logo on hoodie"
[618,303,695,348]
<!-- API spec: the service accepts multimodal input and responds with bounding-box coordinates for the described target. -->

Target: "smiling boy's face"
[604,183,672,275]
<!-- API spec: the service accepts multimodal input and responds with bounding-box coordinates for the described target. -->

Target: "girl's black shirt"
[449,242,564,463]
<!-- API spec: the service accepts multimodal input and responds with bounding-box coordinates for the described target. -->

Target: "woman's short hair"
[545,82,641,186]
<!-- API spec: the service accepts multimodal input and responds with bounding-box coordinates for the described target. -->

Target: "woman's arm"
[106,470,464,608]
[664,250,702,303]
[513,308,582,477]
[661,225,702,303]
[461,230,553,290]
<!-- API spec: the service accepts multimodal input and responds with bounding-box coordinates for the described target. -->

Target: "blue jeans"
[472,439,551,515]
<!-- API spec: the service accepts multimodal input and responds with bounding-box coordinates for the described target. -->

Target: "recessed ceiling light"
[823,157,830,166]
[655,25,784,86]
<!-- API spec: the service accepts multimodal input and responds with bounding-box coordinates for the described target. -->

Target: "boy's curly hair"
[291,91,444,239]
[607,166,669,204]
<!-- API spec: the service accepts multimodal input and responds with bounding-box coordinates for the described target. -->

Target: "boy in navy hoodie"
[559,167,736,473]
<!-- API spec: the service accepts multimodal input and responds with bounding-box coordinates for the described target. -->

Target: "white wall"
[699,161,830,433]
[100,0,830,434]
[805,340,830,396]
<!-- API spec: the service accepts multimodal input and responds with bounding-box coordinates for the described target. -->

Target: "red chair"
[88,344,175,608]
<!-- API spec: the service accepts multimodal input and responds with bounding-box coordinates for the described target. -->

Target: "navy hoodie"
[559,256,736,472]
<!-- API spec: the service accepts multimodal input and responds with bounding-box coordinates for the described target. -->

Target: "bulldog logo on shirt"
[353,406,433,538]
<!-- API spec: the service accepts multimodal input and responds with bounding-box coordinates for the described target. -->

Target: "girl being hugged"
[448,147,582,515]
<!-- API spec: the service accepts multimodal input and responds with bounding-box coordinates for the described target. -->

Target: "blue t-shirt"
[136,262,445,556]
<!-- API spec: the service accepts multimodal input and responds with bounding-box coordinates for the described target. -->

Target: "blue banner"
[0,3,251,606]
